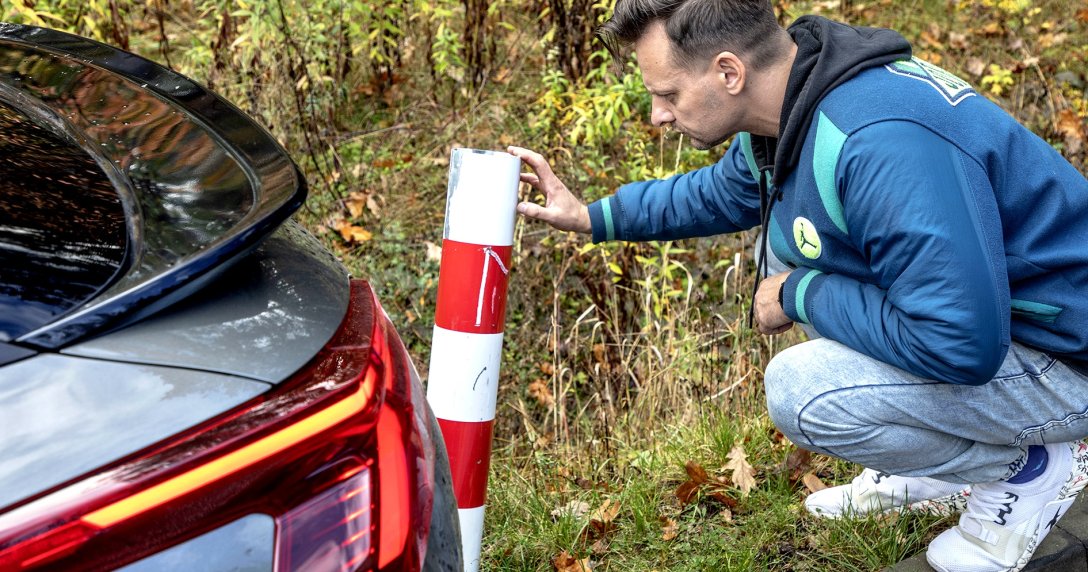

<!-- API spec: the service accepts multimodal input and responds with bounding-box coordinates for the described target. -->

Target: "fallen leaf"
[708,490,738,509]
[334,220,373,244]
[1056,109,1085,155]
[592,343,607,364]
[345,191,367,219]
[685,461,709,485]
[1077,8,1088,24]
[493,67,513,84]
[580,499,620,543]
[424,241,443,262]
[948,32,968,51]
[590,538,608,554]
[802,473,828,493]
[1038,32,1068,49]
[528,379,556,407]
[979,22,1003,36]
[551,500,590,520]
[590,499,620,525]
[366,194,382,217]
[661,518,679,541]
[675,480,700,505]
[540,362,556,375]
[371,157,397,169]
[724,444,757,497]
[783,448,813,484]
[966,57,987,78]
[919,29,943,50]
[553,550,592,572]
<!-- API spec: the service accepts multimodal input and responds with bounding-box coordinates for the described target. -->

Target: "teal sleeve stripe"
[813,112,849,234]
[601,196,615,242]
[1011,299,1063,323]
[738,132,761,183]
[794,269,823,325]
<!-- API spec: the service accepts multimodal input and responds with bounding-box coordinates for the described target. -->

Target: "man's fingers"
[508,146,559,188]
[520,172,540,187]
[517,201,548,221]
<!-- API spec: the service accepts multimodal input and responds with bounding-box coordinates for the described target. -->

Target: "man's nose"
[650,103,674,127]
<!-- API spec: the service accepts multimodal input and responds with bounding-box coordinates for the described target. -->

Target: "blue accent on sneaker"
[1007,445,1049,484]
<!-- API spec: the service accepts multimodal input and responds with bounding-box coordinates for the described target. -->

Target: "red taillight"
[275,468,374,571]
[0,280,431,572]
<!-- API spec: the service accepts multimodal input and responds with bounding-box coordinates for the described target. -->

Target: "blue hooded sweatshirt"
[586,17,1088,385]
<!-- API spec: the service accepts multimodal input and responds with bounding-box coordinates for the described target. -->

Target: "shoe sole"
[806,489,970,520]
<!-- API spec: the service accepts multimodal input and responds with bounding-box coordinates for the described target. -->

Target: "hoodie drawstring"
[748,165,782,329]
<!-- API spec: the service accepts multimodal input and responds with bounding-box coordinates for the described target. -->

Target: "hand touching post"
[507,146,591,234]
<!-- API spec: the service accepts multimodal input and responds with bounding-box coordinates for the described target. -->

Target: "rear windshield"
[0,100,127,342]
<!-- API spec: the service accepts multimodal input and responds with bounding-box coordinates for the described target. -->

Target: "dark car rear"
[0,23,458,571]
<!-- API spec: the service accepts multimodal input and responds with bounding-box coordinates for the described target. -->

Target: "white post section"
[427,148,519,571]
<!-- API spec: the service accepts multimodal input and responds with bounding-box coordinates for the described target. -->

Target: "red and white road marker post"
[427,148,520,571]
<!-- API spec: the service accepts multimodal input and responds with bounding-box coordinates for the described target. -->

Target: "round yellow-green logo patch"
[793,217,822,259]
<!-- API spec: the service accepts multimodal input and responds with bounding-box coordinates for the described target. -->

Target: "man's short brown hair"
[599,0,785,71]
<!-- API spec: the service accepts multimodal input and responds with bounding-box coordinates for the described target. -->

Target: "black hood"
[747,16,910,328]
[750,15,912,186]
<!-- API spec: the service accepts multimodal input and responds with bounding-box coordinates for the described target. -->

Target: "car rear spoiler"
[0,23,307,349]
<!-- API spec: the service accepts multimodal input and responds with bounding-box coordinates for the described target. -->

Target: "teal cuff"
[588,196,616,243]
[782,269,824,325]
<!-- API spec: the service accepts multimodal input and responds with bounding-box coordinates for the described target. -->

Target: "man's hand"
[507,146,591,234]
[754,271,794,335]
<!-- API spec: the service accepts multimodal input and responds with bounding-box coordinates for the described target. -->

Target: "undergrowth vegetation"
[4,0,1086,569]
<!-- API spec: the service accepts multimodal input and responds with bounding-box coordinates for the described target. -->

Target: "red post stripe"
[436,418,493,508]
[434,240,512,335]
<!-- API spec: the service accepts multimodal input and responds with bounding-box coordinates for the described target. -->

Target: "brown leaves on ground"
[553,551,592,572]
[1056,109,1086,156]
[802,473,829,493]
[528,379,555,408]
[780,447,829,494]
[549,498,622,563]
[581,499,620,543]
[675,460,739,511]
[551,500,590,520]
[330,190,382,245]
[661,517,679,541]
[333,219,372,244]
[724,444,757,497]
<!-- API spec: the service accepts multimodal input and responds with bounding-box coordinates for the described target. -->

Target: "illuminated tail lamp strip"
[81,367,379,529]
[427,148,520,572]
[376,406,408,569]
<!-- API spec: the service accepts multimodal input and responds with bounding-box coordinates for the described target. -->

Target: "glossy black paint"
[0,100,127,341]
[0,23,306,349]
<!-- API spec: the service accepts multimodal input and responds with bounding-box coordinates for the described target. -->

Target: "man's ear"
[713,51,746,95]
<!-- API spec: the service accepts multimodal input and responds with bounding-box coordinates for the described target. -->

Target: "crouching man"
[509,1,1088,570]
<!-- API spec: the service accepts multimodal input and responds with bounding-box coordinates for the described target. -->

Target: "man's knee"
[764,341,826,445]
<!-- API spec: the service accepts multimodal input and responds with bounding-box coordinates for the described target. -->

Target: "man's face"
[634,21,738,150]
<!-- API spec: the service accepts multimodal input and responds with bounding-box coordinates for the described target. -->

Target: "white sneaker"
[805,468,969,519]
[926,440,1088,572]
